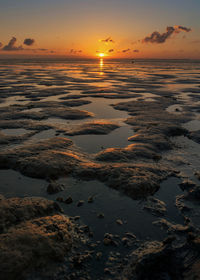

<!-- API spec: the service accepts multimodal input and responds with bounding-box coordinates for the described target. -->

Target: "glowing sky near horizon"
[0,0,200,58]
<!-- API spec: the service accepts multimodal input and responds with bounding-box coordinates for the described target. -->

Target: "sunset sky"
[0,0,200,58]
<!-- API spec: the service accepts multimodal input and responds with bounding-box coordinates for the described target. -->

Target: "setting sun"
[98,53,105,57]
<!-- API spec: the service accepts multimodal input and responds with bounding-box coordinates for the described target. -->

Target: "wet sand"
[0,58,200,279]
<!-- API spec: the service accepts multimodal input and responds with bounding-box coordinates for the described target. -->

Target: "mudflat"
[0,59,200,279]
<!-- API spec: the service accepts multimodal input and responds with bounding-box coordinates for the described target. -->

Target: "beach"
[0,58,200,279]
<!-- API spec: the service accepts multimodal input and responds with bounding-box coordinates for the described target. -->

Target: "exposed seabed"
[0,59,200,279]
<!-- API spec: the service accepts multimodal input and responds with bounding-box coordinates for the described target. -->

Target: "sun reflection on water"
[99,58,104,75]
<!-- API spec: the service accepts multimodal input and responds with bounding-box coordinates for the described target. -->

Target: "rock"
[79,225,90,233]
[47,182,65,194]
[74,216,80,221]
[194,171,200,180]
[103,238,112,246]
[125,232,136,239]
[143,197,166,216]
[116,219,123,225]
[104,268,112,275]
[96,252,102,260]
[77,200,84,207]
[97,213,104,219]
[153,218,189,232]
[179,179,197,190]
[65,196,73,204]
[88,196,94,203]
[176,194,192,213]
[186,186,200,200]
[121,237,131,246]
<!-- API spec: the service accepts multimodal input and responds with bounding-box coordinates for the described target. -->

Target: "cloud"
[70,49,82,54]
[133,49,139,53]
[175,25,191,32]
[24,38,35,46]
[2,37,23,51]
[122,48,130,53]
[108,49,114,53]
[142,25,191,44]
[99,37,115,43]
[0,42,2,48]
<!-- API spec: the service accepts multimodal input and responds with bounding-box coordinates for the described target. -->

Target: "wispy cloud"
[70,49,82,54]
[142,25,191,44]
[133,49,139,53]
[122,48,130,53]
[24,38,35,46]
[2,37,23,51]
[99,37,115,44]
[108,49,114,53]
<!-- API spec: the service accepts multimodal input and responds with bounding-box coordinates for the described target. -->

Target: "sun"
[98,53,105,57]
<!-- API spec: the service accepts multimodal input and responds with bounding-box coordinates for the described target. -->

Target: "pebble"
[96,252,102,260]
[116,219,123,225]
[103,238,112,246]
[77,200,84,207]
[88,196,94,203]
[125,232,136,239]
[65,196,73,204]
[74,216,80,220]
[97,213,104,219]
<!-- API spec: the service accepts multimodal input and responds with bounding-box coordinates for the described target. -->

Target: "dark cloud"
[24,38,35,46]
[175,25,191,32]
[70,49,82,54]
[0,42,2,48]
[100,37,115,43]
[142,25,191,44]
[2,37,23,51]
[108,49,114,53]
[133,49,139,53]
[122,48,130,53]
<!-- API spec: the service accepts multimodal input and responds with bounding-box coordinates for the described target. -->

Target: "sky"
[0,0,200,58]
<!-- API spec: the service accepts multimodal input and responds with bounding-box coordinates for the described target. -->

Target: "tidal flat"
[0,58,200,280]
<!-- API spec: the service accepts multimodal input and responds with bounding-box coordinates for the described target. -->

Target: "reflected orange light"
[99,58,104,75]
[100,58,104,68]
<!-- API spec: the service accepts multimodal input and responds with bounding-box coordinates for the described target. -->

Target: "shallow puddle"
[1,128,29,136]
[0,168,185,243]
[28,129,56,141]
[67,125,134,153]
[183,119,200,131]
[155,177,184,223]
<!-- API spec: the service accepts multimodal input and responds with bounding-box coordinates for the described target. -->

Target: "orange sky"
[0,0,200,59]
